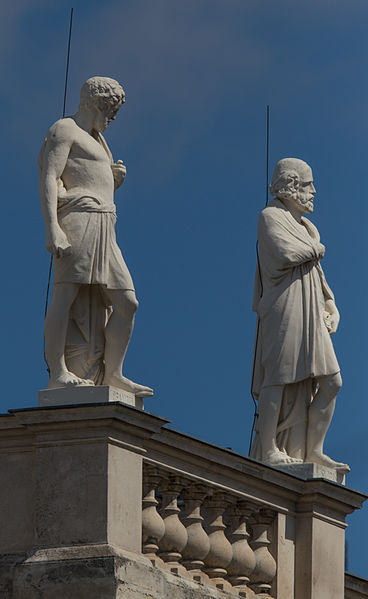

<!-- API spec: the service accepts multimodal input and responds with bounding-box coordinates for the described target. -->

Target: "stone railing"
[0,401,366,599]
[137,417,367,599]
[142,465,276,597]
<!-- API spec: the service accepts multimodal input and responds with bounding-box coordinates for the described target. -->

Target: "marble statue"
[250,158,349,472]
[39,76,153,397]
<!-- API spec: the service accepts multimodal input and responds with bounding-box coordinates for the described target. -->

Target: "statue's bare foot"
[47,372,95,390]
[305,452,350,473]
[263,449,303,466]
[102,374,154,397]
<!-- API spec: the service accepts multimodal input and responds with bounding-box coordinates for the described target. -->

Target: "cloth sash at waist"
[57,195,116,216]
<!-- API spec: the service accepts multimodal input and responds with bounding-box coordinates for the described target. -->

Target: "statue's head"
[270,158,316,214]
[79,76,125,132]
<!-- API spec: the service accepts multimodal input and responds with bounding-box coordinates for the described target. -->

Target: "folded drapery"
[250,198,339,460]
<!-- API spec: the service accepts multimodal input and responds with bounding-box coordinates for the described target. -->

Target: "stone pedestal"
[0,402,167,598]
[294,480,347,599]
[275,461,346,485]
[38,384,144,409]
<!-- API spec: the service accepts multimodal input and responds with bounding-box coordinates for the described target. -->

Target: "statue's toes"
[135,385,154,397]
[336,462,350,473]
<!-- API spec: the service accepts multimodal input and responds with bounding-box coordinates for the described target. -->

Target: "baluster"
[203,491,233,591]
[180,484,211,583]
[158,474,188,576]
[249,509,277,597]
[226,500,257,597]
[142,466,165,567]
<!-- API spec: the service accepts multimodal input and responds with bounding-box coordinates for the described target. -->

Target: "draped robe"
[250,198,340,460]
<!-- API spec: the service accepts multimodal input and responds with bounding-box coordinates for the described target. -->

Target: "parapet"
[0,392,366,598]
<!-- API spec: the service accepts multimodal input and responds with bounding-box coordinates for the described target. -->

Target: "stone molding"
[345,573,368,599]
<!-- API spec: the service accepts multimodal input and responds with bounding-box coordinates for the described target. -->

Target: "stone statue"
[39,76,153,397]
[250,158,349,472]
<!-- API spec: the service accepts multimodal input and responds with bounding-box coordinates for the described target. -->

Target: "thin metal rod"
[265,105,270,207]
[44,258,53,321]
[248,105,271,456]
[43,8,74,373]
[62,8,74,118]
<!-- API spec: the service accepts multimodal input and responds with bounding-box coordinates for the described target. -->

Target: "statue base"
[275,462,346,485]
[38,385,144,410]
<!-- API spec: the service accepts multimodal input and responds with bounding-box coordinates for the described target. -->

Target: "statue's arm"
[39,122,73,257]
[316,263,340,333]
[259,211,325,268]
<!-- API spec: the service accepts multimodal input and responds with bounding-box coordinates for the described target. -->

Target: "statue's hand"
[315,242,325,260]
[46,226,72,258]
[111,160,126,189]
[324,299,340,334]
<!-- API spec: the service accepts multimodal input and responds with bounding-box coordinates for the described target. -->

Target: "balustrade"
[180,483,211,583]
[157,473,188,575]
[203,491,234,591]
[249,509,277,598]
[226,500,257,597]
[141,464,278,596]
[142,466,165,567]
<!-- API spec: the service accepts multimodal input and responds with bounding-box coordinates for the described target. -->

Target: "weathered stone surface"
[0,450,35,554]
[33,433,142,551]
[13,556,116,599]
[9,546,255,599]
[0,554,26,599]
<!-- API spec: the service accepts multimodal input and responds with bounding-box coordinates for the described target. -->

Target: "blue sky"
[1,0,368,577]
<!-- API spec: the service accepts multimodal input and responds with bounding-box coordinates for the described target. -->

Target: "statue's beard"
[295,195,314,213]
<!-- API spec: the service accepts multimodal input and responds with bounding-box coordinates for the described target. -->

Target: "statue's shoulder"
[39,118,78,170]
[46,117,78,142]
[259,200,285,224]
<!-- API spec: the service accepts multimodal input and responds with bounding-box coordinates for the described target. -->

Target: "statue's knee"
[125,294,139,314]
[333,372,343,393]
[111,290,138,315]
[320,373,342,397]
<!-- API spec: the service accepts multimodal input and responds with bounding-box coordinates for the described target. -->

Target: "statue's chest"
[72,132,110,164]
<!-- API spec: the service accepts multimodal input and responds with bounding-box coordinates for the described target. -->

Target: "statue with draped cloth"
[250,158,349,473]
[39,76,153,397]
